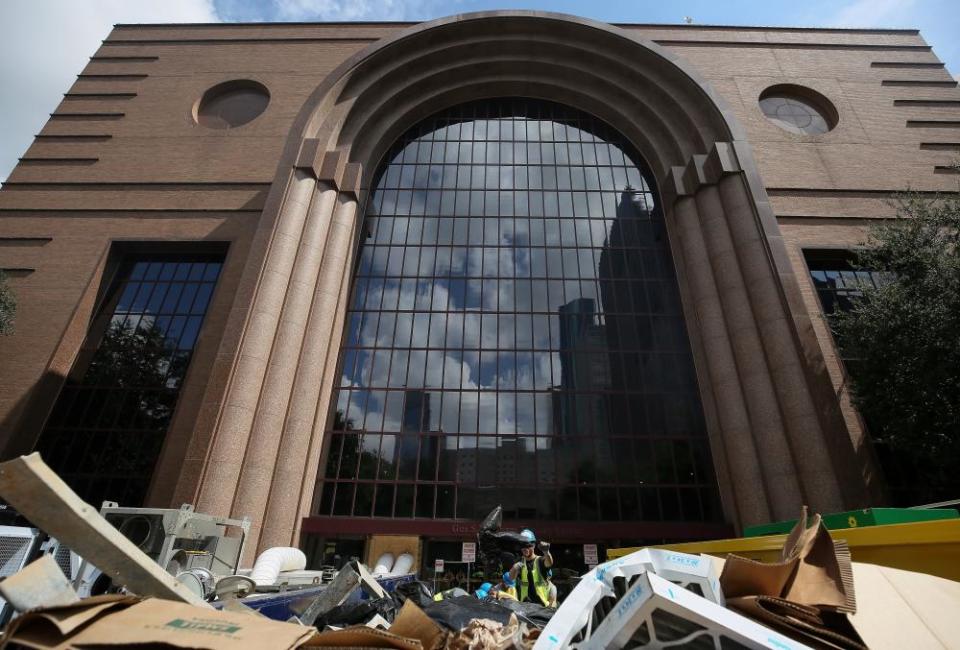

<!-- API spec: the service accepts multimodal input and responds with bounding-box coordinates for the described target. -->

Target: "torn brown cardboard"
[304,600,447,650]
[721,506,855,612]
[711,555,960,649]
[2,596,317,650]
[390,600,447,649]
[719,508,863,649]
[0,594,137,650]
[0,555,79,613]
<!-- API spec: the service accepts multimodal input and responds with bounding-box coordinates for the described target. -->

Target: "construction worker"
[508,528,553,606]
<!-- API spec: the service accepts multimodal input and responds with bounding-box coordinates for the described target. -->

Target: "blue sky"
[1,0,958,182]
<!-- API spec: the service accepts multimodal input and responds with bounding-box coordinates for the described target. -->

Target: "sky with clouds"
[1,0,958,182]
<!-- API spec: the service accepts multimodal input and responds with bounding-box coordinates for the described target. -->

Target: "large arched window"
[315,99,721,527]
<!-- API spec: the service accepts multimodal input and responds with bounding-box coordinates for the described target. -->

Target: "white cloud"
[272,0,452,21]
[817,0,959,80]
[0,0,219,183]
[824,0,918,27]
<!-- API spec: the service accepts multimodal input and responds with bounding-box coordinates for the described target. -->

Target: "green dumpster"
[743,507,959,538]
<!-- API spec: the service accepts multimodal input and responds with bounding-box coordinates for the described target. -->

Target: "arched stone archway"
[188,11,879,556]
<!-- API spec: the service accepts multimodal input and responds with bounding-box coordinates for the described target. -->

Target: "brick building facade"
[1,12,957,564]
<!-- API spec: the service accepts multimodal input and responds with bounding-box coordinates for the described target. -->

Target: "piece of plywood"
[0,453,208,607]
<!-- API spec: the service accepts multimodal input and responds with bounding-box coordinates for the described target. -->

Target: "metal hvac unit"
[39,537,82,583]
[0,526,42,626]
[98,502,250,577]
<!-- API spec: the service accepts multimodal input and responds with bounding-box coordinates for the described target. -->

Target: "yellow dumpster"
[606,518,960,582]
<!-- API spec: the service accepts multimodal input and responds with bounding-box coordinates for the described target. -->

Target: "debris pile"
[1,453,959,648]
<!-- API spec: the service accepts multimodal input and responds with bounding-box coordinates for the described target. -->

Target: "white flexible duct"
[372,552,395,575]
[249,547,307,586]
[389,552,414,576]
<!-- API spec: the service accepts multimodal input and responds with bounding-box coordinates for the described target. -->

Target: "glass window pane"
[36,253,224,508]
[315,99,721,531]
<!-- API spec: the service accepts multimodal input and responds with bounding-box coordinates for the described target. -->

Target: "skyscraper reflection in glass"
[315,99,721,525]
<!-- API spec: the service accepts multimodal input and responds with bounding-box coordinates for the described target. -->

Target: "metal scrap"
[0,453,208,607]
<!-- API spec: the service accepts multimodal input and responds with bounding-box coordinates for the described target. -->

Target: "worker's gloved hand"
[538,540,550,552]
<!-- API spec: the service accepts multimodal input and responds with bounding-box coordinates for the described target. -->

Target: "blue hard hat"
[521,528,537,543]
[502,572,515,587]
[475,582,493,598]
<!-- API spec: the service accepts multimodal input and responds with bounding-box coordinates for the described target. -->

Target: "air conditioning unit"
[39,537,82,583]
[0,526,42,626]
[96,502,250,578]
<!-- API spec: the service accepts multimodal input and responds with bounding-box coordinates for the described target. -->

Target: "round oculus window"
[759,86,837,136]
[195,80,269,129]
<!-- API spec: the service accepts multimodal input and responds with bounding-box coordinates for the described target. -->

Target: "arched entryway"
[312,96,727,542]
[184,11,878,557]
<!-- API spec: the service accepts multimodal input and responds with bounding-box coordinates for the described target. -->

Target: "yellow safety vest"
[518,558,551,607]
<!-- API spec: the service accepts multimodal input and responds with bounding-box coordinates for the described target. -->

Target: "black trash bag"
[392,579,435,608]
[478,504,503,533]
[477,505,531,575]
[421,595,516,631]
[314,595,397,628]
[494,598,555,627]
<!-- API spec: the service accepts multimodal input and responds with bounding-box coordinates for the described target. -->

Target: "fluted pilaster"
[196,169,317,518]
[195,143,364,556]
[260,175,361,551]
[668,142,856,515]
[692,175,803,518]
[669,193,771,526]
[716,171,844,511]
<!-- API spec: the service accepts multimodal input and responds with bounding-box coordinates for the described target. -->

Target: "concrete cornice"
[294,143,362,197]
[665,143,744,203]
[272,10,751,193]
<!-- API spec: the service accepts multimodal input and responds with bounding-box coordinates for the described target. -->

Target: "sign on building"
[461,542,476,563]
[583,543,599,566]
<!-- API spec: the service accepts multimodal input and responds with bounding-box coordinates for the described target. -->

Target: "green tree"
[0,270,16,335]
[834,192,960,503]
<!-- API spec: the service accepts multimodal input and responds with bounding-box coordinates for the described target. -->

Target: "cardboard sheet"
[2,596,317,649]
[848,562,960,649]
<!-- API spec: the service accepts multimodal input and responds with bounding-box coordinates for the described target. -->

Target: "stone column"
[195,167,316,518]
[230,166,343,554]
[669,141,859,515]
[715,169,845,511]
[259,167,361,552]
[295,207,361,534]
[194,141,365,558]
[669,191,772,527]
[686,156,803,519]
